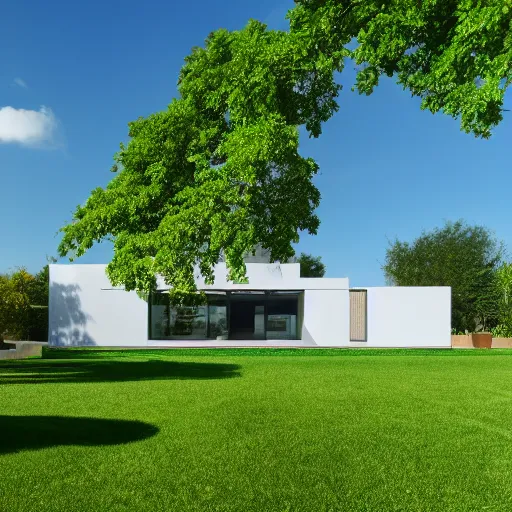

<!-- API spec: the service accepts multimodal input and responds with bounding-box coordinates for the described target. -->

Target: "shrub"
[491,324,512,338]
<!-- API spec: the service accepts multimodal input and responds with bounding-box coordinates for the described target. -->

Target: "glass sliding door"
[265,292,299,340]
[207,294,229,340]
[229,292,266,340]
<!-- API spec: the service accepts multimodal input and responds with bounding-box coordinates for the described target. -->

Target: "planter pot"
[471,333,492,349]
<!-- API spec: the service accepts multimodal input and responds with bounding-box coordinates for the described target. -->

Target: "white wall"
[364,287,451,347]
[157,263,302,290]
[49,264,349,348]
[49,265,148,347]
[49,265,451,348]
[156,263,349,291]
[302,290,350,346]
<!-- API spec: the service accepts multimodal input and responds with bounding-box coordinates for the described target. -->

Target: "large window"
[149,293,207,340]
[149,291,301,341]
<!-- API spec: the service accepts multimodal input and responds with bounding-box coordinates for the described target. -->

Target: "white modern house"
[48,262,451,348]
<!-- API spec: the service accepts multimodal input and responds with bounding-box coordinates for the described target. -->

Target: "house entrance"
[229,293,266,340]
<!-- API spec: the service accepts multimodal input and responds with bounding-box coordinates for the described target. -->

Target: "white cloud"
[13,78,28,89]
[0,106,59,147]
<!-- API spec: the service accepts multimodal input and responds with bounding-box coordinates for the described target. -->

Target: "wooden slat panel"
[350,290,367,341]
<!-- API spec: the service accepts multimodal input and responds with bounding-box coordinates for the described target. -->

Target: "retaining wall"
[0,342,44,360]
[451,335,512,348]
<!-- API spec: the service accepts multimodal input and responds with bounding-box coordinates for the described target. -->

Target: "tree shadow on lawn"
[0,360,241,385]
[0,415,159,455]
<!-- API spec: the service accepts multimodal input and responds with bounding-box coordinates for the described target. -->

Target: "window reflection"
[266,297,298,340]
[170,306,207,339]
[150,293,207,340]
[150,292,171,339]
[207,297,228,340]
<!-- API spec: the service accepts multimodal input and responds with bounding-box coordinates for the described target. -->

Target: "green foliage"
[291,0,512,138]
[296,253,326,277]
[27,265,50,341]
[0,266,49,341]
[383,220,503,333]
[491,323,512,338]
[0,269,34,340]
[493,262,512,335]
[58,21,326,301]
[58,4,511,299]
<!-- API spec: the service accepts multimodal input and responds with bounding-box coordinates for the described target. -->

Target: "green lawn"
[2,348,512,511]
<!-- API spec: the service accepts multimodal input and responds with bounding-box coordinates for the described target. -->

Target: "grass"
[2,348,512,511]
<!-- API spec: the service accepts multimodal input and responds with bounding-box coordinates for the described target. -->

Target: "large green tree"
[58,22,326,302]
[58,2,511,301]
[383,220,503,332]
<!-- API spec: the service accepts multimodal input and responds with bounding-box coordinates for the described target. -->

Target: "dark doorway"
[229,294,266,340]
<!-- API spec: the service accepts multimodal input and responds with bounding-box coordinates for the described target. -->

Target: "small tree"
[296,253,326,278]
[0,265,50,342]
[0,269,34,340]
[383,220,503,333]
[492,263,512,337]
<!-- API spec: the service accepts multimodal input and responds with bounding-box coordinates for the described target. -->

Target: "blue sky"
[1,0,511,287]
